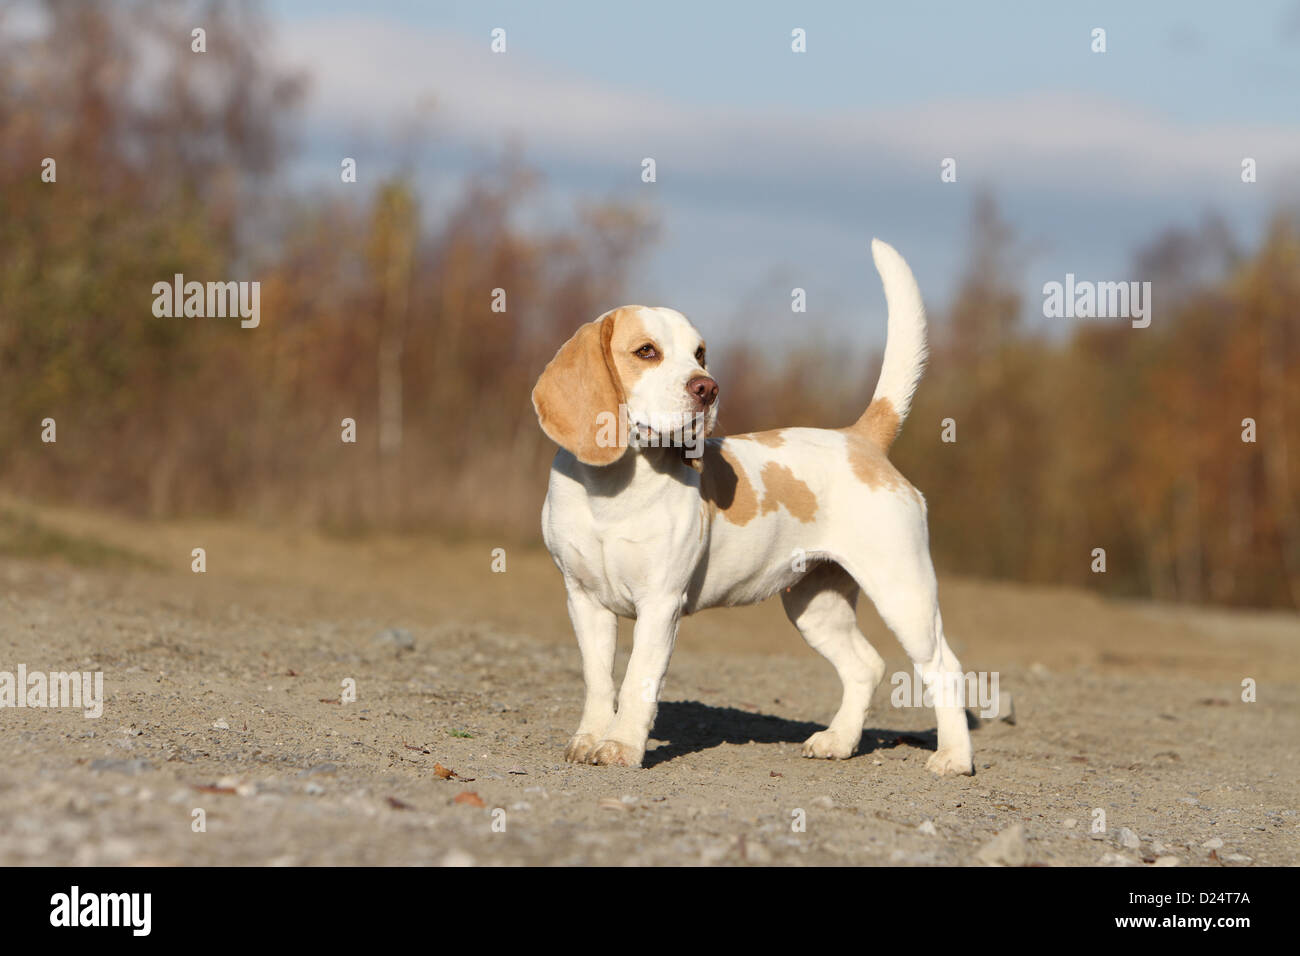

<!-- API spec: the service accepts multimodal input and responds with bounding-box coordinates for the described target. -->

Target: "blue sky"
[267,0,1300,349]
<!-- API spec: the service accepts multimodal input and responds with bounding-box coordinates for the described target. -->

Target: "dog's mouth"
[629,410,713,447]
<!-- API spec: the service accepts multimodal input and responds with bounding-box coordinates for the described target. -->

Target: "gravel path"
[1,528,1295,866]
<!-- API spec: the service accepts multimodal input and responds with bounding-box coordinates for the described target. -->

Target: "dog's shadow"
[644,699,939,768]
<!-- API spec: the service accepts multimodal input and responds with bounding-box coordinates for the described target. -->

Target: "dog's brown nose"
[687,376,718,407]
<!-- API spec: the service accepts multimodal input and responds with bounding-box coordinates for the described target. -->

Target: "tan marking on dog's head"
[605,306,659,394]
[758,462,818,522]
[593,305,719,450]
[739,430,786,448]
[699,439,758,526]
[854,397,901,450]
[532,312,628,466]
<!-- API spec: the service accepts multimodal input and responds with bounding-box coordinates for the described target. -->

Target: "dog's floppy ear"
[532,312,628,466]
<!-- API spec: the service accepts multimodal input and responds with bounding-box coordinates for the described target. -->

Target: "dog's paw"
[926,748,974,776]
[587,739,644,768]
[801,729,854,760]
[564,733,600,763]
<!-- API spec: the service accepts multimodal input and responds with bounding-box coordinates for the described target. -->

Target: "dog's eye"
[695,347,706,366]
[634,344,658,360]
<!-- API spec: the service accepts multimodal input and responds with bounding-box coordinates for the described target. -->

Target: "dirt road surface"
[1,499,1296,866]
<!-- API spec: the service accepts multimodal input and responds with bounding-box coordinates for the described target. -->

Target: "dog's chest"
[544,458,707,615]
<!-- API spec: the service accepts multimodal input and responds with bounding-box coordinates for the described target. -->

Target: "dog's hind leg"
[845,549,975,776]
[781,563,887,760]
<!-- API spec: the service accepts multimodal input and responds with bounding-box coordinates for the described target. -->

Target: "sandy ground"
[0,498,1296,866]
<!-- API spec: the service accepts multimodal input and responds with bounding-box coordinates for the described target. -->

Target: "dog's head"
[532,306,719,466]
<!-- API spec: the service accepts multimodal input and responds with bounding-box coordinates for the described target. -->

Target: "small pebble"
[372,628,415,650]
[1099,851,1140,867]
[976,824,1027,866]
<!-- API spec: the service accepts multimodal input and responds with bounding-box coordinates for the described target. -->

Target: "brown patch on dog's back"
[843,430,917,498]
[736,430,786,448]
[699,440,758,526]
[854,397,901,450]
[842,397,922,500]
[758,462,818,522]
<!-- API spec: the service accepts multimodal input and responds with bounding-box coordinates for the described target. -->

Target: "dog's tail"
[854,238,928,451]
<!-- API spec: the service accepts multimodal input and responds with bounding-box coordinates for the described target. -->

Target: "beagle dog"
[531,240,974,775]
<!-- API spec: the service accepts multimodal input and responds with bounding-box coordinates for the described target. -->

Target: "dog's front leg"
[588,597,682,768]
[562,585,618,764]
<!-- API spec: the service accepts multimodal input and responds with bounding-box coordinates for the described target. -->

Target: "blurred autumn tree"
[1,2,1296,609]
[0,0,654,535]
[1,1,285,508]
[899,193,1052,582]
[895,199,1300,610]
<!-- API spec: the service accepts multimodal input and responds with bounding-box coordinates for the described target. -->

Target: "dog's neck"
[571,443,701,501]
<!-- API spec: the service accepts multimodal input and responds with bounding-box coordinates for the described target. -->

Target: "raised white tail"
[855,239,928,450]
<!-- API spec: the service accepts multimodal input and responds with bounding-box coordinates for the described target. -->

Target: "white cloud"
[276,16,1300,199]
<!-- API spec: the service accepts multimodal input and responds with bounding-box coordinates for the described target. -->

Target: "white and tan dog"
[532,239,974,776]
